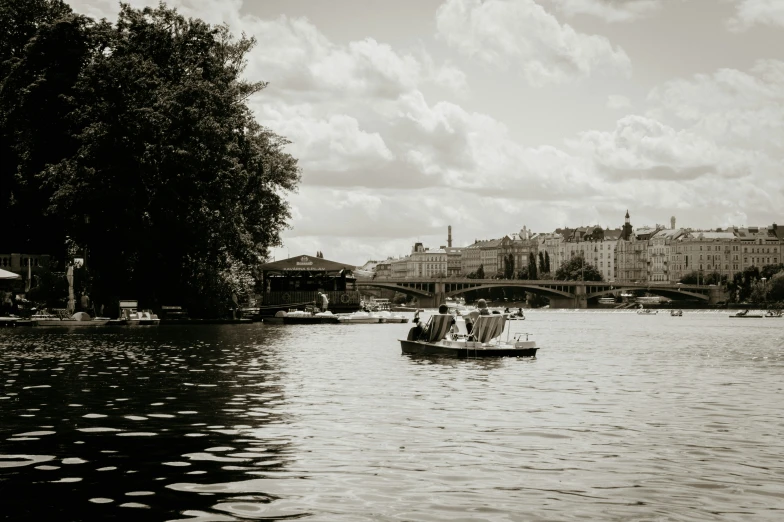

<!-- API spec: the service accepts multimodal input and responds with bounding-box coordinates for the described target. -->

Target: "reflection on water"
[1,312,783,521]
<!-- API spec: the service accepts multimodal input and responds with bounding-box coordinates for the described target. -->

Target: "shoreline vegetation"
[1,0,300,319]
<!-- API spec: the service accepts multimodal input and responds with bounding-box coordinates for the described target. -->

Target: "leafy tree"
[1,2,300,316]
[538,251,545,274]
[554,254,603,281]
[516,266,529,280]
[528,252,537,280]
[761,263,784,280]
[0,1,86,254]
[544,251,551,274]
[503,254,514,279]
[680,270,723,285]
[476,264,485,279]
[768,272,784,303]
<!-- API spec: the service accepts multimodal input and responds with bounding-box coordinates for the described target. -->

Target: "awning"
[259,255,356,273]
[0,268,21,280]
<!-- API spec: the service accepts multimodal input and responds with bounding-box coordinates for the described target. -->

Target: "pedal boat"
[400,314,537,358]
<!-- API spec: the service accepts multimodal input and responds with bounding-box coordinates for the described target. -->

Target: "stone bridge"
[356,278,727,309]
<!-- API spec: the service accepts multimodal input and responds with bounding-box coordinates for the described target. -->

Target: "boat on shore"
[374,311,409,323]
[262,310,339,324]
[730,310,763,318]
[337,311,382,324]
[399,314,538,358]
[33,311,110,327]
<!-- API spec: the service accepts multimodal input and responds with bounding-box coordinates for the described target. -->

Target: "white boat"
[670,309,683,317]
[374,311,409,323]
[126,310,160,325]
[399,314,537,358]
[337,311,383,324]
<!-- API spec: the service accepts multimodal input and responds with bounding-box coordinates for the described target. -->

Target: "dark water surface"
[1,311,783,521]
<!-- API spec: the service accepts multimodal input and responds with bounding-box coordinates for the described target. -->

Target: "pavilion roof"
[259,255,356,273]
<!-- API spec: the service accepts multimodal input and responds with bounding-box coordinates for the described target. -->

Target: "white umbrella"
[0,268,21,280]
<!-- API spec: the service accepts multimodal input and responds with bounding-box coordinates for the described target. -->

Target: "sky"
[67,0,784,266]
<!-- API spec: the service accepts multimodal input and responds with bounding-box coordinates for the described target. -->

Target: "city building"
[736,225,782,269]
[499,226,538,277]
[649,228,687,282]
[614,211,662,283]
[407,242,447,278]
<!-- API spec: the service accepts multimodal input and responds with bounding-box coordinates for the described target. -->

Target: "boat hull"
[283,316,340,324]
[729,315,763,318]
[400,339,538,358]
[33,320,110,327]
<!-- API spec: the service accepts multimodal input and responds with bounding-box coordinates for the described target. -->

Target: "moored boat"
[33,311,110,327]
[765,309,782,318]
[730,310,763,318]
[277,310,340,324]
[373,311,409,323]
[670,309,683,317]
[637,309,657,315]
[337,311,382,324]
[399,313,538,358]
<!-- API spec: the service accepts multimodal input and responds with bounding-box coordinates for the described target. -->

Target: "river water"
[1,310,783,521]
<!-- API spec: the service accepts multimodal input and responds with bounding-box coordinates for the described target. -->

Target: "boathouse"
[258,255,361,315]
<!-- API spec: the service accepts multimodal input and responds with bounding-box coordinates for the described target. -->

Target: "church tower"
[621,210,633,240]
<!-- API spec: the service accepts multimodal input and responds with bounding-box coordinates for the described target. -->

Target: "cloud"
[550,0,662,22]
[435,0,631,86]
[606,94,632,109]
[570,115,760,181]
[64,0,784,265]
[727,0,784,31]
[647,59,784,148]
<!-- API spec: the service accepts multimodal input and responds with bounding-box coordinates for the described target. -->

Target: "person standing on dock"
[319,291,329,313]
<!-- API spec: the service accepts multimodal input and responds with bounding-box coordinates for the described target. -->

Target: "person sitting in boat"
[407,305,455,341]
[477,299,491,316]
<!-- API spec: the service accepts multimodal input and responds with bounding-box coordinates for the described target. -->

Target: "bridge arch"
[585,287,709,301]
[444,283,574,300]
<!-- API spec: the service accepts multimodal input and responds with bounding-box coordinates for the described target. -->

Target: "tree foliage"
[0,1,300,316]
[503,254,514,279]
[528,252,537,280]
[554,254,603,282]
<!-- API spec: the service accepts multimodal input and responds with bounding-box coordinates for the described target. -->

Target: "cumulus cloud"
[435,0,631,86]
[570,115,759,181]
[64,0,784,264]
[647,59,784,148]
[550,0,662,22]
[727,0,784,31]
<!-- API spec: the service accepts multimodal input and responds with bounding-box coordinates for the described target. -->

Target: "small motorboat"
[730,310,763,318]
[337,311,382,324]
[670,310,683,317]
[764,310,782,318]
[400,314,538,358]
